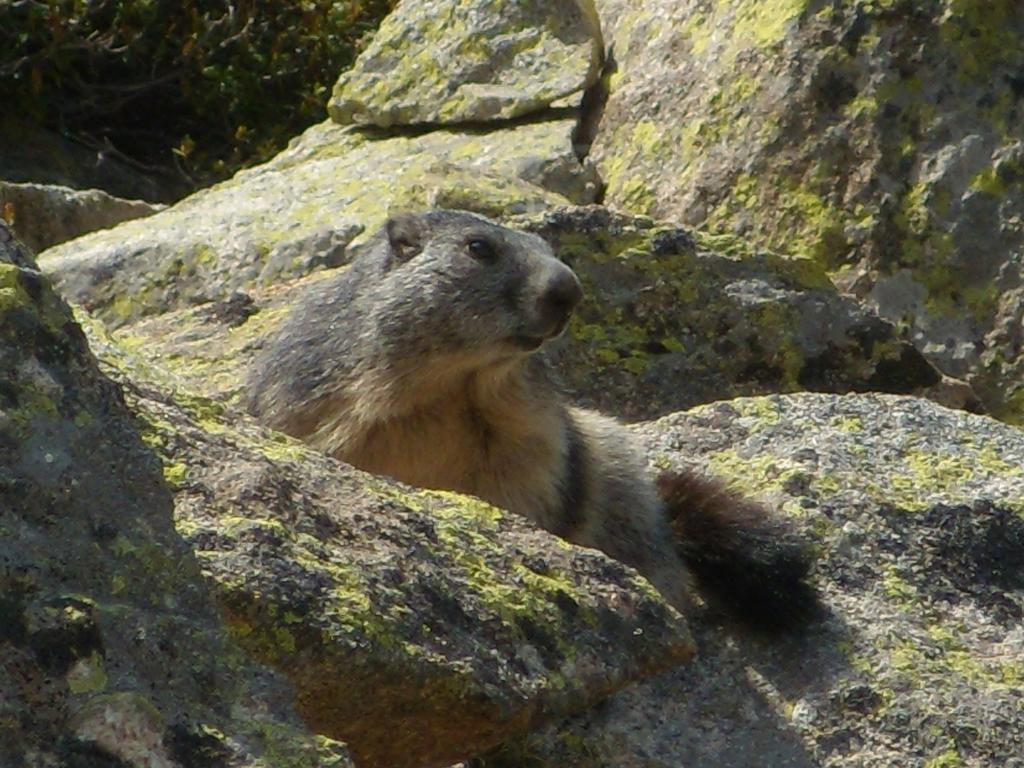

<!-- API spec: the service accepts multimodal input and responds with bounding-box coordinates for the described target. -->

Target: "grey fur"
[247,210,693,610]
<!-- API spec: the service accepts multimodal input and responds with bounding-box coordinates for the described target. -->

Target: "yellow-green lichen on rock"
[679,394,1024,515]
[485,391,1024,767]
[1,221,354,767]
[329,0,602,127]
[590,0,1024,422]
[520,207,944,421]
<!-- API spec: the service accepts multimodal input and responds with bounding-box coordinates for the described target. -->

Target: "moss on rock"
[329,0,601,127]
[591,0,1024,421]
[484,392,1024,767]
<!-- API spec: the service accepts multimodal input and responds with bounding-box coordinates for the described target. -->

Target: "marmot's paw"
[658,469,822,633]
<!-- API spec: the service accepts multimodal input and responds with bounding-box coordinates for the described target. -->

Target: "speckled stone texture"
[477,392,1024,768]
[519,207,965,420]
[329,0,602,127]
[98,338,696,768]
[589,0,1024,423]
[0,222,354,768]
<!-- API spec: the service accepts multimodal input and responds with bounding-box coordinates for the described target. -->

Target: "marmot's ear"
[385,213,423,262]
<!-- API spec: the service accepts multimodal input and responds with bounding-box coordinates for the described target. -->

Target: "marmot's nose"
[541,265,583,320]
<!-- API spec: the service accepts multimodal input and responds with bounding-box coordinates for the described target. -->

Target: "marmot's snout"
[536,263,583,339]
[513,261,582,351]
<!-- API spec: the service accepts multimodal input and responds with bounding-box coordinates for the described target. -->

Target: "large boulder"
[479,392,1024,767]
[92,318,695,768]
[521,207,967,420]
[589,0,1024,423]
[329,0,602,127]
[0,222,353,767]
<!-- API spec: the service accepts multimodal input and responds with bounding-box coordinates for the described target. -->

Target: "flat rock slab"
[330,0,602,127]
[480,392,1024,767]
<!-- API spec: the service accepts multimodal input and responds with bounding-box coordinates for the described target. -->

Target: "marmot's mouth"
[511,317,571,351]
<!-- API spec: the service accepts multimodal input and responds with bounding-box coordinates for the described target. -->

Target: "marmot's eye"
[467,238,497,262]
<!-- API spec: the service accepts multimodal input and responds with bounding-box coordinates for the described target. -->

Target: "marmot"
[247,210,815,630]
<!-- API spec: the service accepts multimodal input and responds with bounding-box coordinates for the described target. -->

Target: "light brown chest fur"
[307,360,569,530]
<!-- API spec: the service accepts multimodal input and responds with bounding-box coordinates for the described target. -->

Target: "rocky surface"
[0,181,161,252]
[589,0,1024,423]
[479,392,1024,768]
[330,0,602,127]
[0,222,353,767]
[96,327,695,768]
[10,0,1024,765]
[521,207,972,420]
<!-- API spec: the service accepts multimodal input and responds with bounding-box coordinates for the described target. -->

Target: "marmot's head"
[367,210,582,364]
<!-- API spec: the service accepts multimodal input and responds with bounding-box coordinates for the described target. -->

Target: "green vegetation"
[0,0,396,197]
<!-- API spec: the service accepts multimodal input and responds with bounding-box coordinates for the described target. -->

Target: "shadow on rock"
[0,221,350,766]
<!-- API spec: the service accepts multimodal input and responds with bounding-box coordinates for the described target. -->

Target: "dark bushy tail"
[658,470,820,633]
